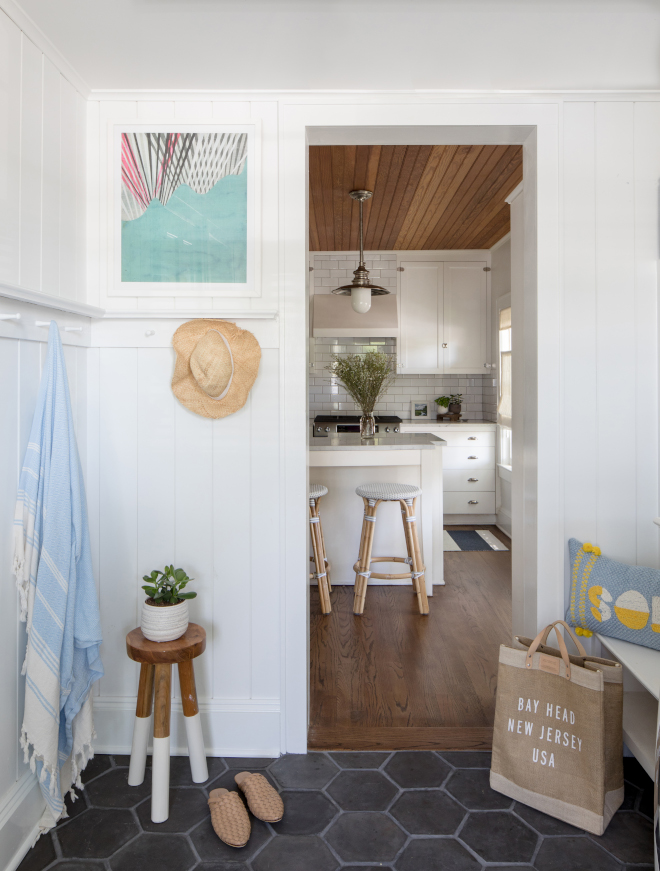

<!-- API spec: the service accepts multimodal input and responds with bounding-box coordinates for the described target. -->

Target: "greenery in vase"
[449,393,463,405]
[327,351,397,416]
[434,396,450,408]
[142,565,197,606]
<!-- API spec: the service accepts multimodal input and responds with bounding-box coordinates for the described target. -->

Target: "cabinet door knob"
[468,436,477,440]
[442,343,448,348]
[468,455,478,459]
[468,500,479,505]
[468,478,478,482]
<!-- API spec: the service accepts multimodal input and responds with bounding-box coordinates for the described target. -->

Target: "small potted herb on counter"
[434,393,463,418]
[327,351,397,438]
[141,565,197,642]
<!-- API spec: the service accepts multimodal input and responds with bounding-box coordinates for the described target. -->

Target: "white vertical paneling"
[63,343,78,415]
[595,102,636,560]
[212,401,252,699]
[19,36,43,292]
[562,103,598,555]
[175,101,212,122]
[98,349,138,696]
[212,102,251,123]
[0,13,21,285]
[633,102,660,568]
[75,94,87,303]
[174,402,214,701]
[136,348,176,643]
[0,340,18,790]
[250,350,280,698]
[59,79,77,298]
[86,347,101,693]
[136,102,175,123]
[41,60,61,296]
[86,100,101,307]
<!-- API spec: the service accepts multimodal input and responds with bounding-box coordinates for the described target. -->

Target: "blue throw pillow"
[566,538,660,651]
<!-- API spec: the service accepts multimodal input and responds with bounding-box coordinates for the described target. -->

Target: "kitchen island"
[309,433,445,595]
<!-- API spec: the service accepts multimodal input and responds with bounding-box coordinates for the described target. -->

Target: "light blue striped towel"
[13,322,103,832]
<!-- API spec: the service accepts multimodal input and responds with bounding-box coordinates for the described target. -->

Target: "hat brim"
[172,319,261,419]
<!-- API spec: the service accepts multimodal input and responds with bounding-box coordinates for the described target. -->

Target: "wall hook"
[0,313,21,321]
[145,330,155,337]
[35,321,53,327]
[64,326,83,332]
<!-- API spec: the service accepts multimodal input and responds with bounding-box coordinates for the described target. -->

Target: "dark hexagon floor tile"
[446,768,511,810]
[58,808,139,859]
[270,753,339,789]
[384,751,450,788]
[111,755,136,767]
[85,767,151,808]
[207,768,279,794]
[51,863,106,870]
[390,789,466,835]
[487,867,535,871]
[223,757,276,769]
[535,836,621,871]
[513,801,583,835]
[329,752,391,769]
[168,756,227,786]
[193,864,249,871]
[395,837,481,871]
[109,833,196,871]
[80,755,112,784]
[270,790,337,834]
[438,751,492,769]
[326,769,398,811]
[591,811,654,864]
[17,834,56,871]
[251,834,338,871]
[58,787,88,824]
[190,814,271,861]
[620,779,642,810]
[343,867,393,871]
[137,787,209,832]
[460,811,537,863]
[325,812,406,863]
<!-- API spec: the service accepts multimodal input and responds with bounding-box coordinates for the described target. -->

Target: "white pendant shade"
[350,287,372,314]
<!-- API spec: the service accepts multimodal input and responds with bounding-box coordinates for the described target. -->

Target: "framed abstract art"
[112,125,259,296]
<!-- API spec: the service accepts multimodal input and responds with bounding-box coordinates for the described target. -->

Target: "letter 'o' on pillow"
[566,538,660,651]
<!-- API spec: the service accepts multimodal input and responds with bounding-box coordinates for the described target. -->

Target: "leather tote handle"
[526,623,572,680]
[540,619,587,656]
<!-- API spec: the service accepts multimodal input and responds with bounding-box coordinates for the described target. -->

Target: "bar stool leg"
[403,498,429,615]
[310,498,331,614]
[317,497,332,593]
[178,660,208,783]
[354,498,378,615]
[152,663,171,823]
[128,663,154,786]
[400,501,419,596]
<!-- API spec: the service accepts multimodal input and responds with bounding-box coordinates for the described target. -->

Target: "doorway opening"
[304,129,531,751]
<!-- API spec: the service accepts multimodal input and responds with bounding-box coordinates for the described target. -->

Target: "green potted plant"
[434,395,450,419]
[140,565,197,642]
[448,393,463,414]
[327,351,397,438]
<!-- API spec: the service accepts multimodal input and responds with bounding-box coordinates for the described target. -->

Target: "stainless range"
[312,414,402,437]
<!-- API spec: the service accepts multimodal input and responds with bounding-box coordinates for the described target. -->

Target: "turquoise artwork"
[120,131,248,284]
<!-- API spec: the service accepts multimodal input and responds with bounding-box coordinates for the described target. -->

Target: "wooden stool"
[352,483,429,616]
[310,484,332,615]
[126,623,208,823]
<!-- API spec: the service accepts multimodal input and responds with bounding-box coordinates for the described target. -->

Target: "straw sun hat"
[171,319,261,419]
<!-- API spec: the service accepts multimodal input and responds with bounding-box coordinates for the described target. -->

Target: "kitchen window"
[498,305,512,466]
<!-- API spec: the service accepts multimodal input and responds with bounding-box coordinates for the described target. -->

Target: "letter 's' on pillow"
[566,538,660,651]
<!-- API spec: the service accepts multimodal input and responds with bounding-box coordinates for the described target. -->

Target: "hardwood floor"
[308,525,511,750]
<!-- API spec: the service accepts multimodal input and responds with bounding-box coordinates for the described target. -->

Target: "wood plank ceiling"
[309,144,522,251]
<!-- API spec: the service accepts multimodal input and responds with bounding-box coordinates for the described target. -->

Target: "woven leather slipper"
[208,788,251,847]
[234,772,284,823]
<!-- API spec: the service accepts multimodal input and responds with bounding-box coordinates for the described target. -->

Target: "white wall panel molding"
[91,317,279,349]
[0,1,89,97]
[0,772,43,871]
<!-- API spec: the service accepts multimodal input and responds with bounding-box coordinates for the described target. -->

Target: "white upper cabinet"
[398,256,489,374]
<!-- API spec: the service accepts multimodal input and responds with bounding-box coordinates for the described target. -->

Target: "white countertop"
[309,433,446,451]
[402,419,496,429]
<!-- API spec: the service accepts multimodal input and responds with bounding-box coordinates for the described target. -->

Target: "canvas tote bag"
[490,620,624,835]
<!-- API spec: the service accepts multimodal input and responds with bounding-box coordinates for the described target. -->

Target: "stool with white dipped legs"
[310,483,333,614]
[352,482,429,616]
[126,624,208,823]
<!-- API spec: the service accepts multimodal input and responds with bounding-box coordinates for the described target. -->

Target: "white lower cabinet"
[400,423,497,520]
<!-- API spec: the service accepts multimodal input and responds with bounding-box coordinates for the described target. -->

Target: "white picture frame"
[411,401,429,419]
[110,123,261,298]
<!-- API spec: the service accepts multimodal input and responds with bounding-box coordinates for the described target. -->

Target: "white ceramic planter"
[141,599,189,642]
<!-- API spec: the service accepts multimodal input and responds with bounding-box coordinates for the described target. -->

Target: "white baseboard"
[444,514,497,525]
[0,772,45,871]
[93,697,282,757]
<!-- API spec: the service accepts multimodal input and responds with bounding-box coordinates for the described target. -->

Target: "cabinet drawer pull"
[468,456,478,459]
[468,500,479,505]
[468,478,479,482]
[442,343,448,348]
[468,436,477,440]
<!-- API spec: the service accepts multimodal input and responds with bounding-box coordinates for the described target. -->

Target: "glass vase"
[360,413,376,439]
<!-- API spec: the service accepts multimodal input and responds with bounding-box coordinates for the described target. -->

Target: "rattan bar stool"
[310,483,332,614]
[352,482,429,616]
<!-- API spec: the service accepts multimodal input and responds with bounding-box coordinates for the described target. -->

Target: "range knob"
[394,427,400,433]
[385,427,390,432]
[316,427,322,432]
[325,427,330,432]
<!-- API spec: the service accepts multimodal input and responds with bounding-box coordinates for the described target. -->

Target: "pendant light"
[331,190,389,314]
